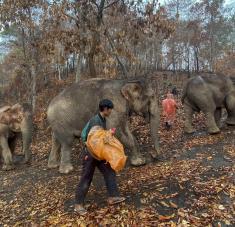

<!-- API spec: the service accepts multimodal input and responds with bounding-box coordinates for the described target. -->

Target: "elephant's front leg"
[59,141,74,174]
[22,132,32,163]
[149,99,160,159]
[225,93,235,125]
[8,134,17,154]
[205,111,220,134]
[214,108,222,128]
[21,116,33,163]
[0,136,14,170]
[48,132,61,169]
[184,103,195,134]
[119,124,146,166]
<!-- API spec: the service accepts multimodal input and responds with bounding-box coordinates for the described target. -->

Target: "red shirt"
[162,98,177,116]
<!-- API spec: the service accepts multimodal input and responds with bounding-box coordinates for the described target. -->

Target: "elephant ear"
[0,106,11,124]
[11,103,22,112]
[121,82,142,101]
[10,104,24,122]
[0,105,11,114]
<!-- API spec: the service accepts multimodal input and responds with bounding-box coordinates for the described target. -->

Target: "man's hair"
[99,99,114,111]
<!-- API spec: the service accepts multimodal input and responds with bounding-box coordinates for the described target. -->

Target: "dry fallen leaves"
[0,94,234,226]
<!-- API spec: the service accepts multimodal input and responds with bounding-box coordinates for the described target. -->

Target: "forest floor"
[0,102,235,226]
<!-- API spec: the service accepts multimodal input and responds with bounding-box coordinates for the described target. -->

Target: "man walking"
[75,99,125,215]
[171,86,178,98]
[162,93,177,130]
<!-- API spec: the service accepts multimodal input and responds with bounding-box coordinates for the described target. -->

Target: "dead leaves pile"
[1,99,235,226]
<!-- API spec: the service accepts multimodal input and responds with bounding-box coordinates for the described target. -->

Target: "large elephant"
[182,73,235,134]
[0,103,33,170]
[47,78,160,174]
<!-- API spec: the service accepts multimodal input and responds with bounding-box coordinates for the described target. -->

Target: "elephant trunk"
[21,112,33,163]
[149,97,160,156]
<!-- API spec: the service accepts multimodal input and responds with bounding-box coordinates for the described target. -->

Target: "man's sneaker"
[107,197,126,205]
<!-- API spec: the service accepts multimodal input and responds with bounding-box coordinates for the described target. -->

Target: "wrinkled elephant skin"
[0,103,33,170]
[182,73,235,134]
[47,78,160,174]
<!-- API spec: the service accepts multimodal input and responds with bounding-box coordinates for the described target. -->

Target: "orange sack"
[86,126,127,172]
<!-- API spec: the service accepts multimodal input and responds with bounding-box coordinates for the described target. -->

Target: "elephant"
[0,103,33,170]
[182,73,235,134]
[47,78,160,174]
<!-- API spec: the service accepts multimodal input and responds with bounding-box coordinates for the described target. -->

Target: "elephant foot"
[216,122,222,129]
[48,160,60,169]
[208,127,220,134]
[59,163,74,174]
[150,149,160,159]
[184,127,195,134]
[23,158,31,164]
[23,156,32,164]
[2,164,15,171]
[130,156,146,166]
[226,118,235,126]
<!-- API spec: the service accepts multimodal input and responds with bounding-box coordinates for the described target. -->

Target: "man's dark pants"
[75,150,119,204]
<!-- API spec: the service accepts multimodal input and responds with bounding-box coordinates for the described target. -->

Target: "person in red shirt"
[162,93,177,130]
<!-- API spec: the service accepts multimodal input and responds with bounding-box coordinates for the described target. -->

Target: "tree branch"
[90,0,99,10]
[104,0,120,10]
[61,10,78,22]
[102,19,127,78]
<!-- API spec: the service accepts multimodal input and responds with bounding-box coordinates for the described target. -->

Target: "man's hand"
[110,128,116,135]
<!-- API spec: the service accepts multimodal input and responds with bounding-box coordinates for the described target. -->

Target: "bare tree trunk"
[21,27,27,61]
[76,53,83,82]
[194,46,199,72]
[66,59,69,78]
[58,65,62,80]
[157,42,163,70]
[209,8,215,72]
[187,47,190,78]
[103,25,127,78]
[31,64,37,113]
[87,0,106,78]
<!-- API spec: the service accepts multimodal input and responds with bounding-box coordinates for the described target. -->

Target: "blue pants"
[75,150,119,204]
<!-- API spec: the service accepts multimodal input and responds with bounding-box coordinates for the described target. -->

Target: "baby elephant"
[182,73,235,134]
[0,103,33,170]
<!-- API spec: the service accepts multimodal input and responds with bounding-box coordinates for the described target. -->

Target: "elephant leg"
[225,93,235,125]
[214,108,222,128]
[184,104,195,134]
[21,116,33,163]
[48,132,61,169]
[8,134,17,154]
[0,136,14,170]
[205,111,220,134]
[119,124,146,166]
[59,140,74,174]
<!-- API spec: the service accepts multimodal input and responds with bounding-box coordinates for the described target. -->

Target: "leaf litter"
[0,99,235,226]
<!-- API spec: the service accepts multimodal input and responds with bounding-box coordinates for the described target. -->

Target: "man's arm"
[86,116,103,135]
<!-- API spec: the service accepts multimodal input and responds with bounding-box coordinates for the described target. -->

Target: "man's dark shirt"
[84,113,106,142]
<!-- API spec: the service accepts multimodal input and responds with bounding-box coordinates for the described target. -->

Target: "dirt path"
[0,119,235,226]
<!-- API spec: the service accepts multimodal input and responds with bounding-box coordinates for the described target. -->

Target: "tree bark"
[75,53,84,82]
[31,64,37,113]
[87,0,106,78]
